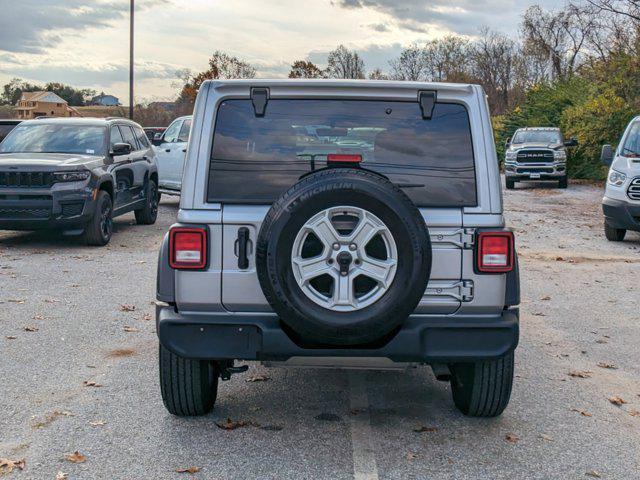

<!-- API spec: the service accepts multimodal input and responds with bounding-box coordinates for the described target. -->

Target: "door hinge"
[251,87,269,117]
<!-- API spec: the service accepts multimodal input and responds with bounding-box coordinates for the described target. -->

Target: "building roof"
[18,91,68,104]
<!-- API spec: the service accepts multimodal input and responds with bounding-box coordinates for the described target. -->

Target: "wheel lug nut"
[332,243,340,250]
[354,259,361,265]
[341,271,348,276]
[349,243,357,251]
[327,259,334,265]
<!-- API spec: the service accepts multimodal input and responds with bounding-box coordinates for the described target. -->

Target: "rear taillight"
[169,227,207,269]
[476,231,514,273]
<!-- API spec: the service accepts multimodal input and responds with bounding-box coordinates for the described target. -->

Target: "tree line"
[177,1,640,179]
[0,78,96,106]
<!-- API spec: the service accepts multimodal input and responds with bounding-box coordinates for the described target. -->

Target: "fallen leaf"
[505,433,519,443]
[215,418,250,430]
[0,458,25,473]
[629,410,640,417]
[6,335,17,340]
[608,396,626,406]
[56,472,69,480]
[83,380,103,387]
[7,299,25,304]
[596,338,608,344]
[32,314,45,320]
[24,325,39,332]
[406,452,418,460]
[141,313,152,321]
[597,362,617,369]
[540,433,554,442]
[413,426,438,433]
[585,470,602,478]
[123,326,140,333]
[540,295,551,301]
[64,451,86,463]
[245,375,271,382]
[44,298,58,303]
[89,420,106,426]
[568,370,592,378]
[571,408,592,417]
[177,467,201,474]
[555,256,565,261]
[532,312,546,316]
[120,304,136,312]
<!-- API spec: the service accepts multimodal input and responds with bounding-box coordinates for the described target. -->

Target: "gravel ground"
[1,182,639,480]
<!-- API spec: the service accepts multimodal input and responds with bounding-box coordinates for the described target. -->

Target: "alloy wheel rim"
[100,200,112,238]
[291,206,398,312]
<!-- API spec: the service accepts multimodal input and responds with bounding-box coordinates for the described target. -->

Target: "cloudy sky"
[0,0,561,103]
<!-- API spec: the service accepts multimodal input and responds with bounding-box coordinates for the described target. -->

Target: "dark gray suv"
[0,117,159,245]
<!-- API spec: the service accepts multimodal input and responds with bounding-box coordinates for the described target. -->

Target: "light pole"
[129,0,134,120]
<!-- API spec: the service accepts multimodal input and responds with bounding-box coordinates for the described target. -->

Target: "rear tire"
[558,176,568,189]
[83,191,113,246]
[505,178,515,189]
[449,352,514,417]
[159,344,218,416]
[135,179,159,225]
[604,222,626,242]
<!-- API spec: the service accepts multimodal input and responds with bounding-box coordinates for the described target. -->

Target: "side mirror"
[111,142,132,156]
[564,137,578,147]
[504,138,511,149]
[600,144,614,166]
[152,133,163,146]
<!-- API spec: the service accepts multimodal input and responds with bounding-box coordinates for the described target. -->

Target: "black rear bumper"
[602,197,640,231]
[156,305,519,363]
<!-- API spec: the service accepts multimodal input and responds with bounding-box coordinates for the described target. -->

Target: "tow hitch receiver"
[218,363,249,381]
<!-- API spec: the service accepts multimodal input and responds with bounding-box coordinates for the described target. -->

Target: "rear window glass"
[208,99,476,207]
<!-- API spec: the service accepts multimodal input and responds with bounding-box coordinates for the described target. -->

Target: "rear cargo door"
[220,205,466,314]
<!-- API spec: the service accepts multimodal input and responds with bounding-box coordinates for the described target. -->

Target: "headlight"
[53,171,90,182]
[505,151,517,161]
[608,170,627,186]
[554,150,567,160]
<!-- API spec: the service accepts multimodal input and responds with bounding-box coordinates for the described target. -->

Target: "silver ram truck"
[504,127,578,189]
[155,79,520,418]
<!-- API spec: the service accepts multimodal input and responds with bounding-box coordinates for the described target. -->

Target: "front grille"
[0,171,55,188]
[516,167,554,174]
[0,207,50,219]
[60,202,84,217]
[628,178,640,200]
[516,150,555,163]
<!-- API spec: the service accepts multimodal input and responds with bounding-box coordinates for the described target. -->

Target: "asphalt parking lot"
[1,182,639,480]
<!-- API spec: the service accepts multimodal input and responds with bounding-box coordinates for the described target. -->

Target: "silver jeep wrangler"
[155,80,520,418]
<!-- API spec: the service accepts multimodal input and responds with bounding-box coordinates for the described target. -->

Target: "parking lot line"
[348,371,379,480]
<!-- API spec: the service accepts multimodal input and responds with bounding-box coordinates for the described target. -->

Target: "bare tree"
[423,36,471,82]
[584,0,640,21]
[178,51,256,104]
[325,45,365,79]
[288,60,324,78]
[389,44,427,81]
[521,5,594,80]
[471,29,520,114]
[368,68,389,80]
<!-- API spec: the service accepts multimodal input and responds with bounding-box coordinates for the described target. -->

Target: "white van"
[601,116,640,241]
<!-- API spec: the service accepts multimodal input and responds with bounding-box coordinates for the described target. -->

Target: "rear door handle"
[165,149,171,153]
[237,227,250,270]
[182,148,187,153]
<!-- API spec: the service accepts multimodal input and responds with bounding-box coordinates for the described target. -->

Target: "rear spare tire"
[256,168,432,346]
